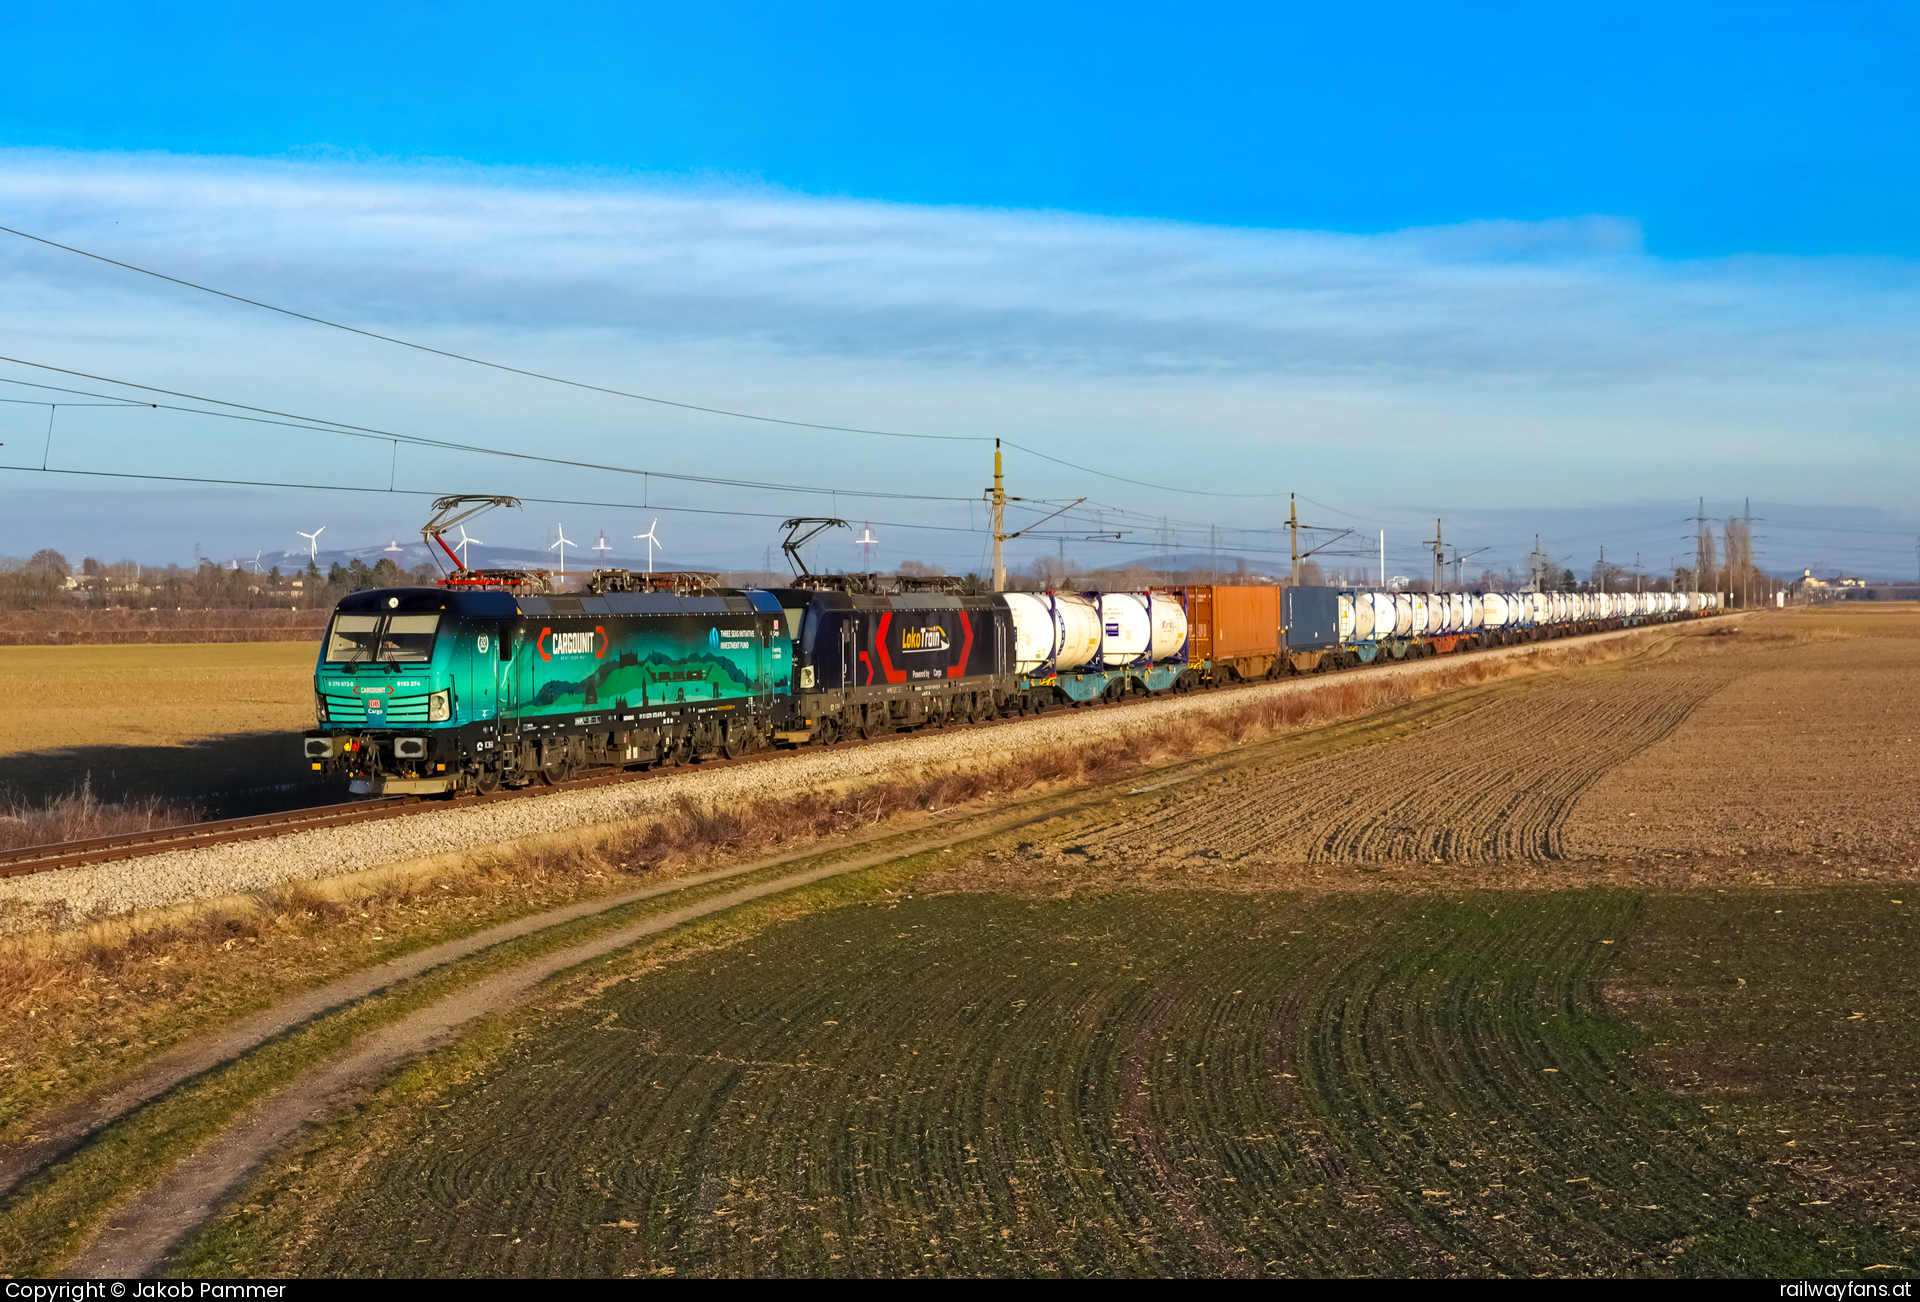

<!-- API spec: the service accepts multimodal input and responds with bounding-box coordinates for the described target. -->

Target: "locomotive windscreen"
[378,614,441,662]
[324,614,380,663]
[323,612,441,664]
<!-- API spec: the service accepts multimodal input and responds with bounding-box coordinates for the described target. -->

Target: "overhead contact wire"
[3,225,1288,499]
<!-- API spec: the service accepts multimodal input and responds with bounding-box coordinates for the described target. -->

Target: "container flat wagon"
[307,577,1721,795]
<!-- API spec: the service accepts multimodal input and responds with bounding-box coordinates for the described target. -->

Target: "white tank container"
[1432,594,1452,633]
[1338,594,1356,642]
[1002,592,1057,673]
[1462,593,1481,630]
[1054,594,1102,669]
[1373,592,1397,638]
[1529,592,1548,625]
[1393,593,1414,636]
[1147,593,1188,660]
[1097,593,1152,665]
[1351,592,1376,640]
[1480,593,1507,628]
[1411,593,1430,635]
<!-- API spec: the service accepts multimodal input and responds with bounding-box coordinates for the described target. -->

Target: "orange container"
[1211,584,1280,662]
[1167,585,1279,673]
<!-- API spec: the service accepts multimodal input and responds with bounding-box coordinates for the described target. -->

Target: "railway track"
[0,681,1195,880]
[0,617,1718,882]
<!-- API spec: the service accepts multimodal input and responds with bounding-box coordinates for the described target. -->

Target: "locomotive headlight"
[315,691,327,724]
[428,689,452,722]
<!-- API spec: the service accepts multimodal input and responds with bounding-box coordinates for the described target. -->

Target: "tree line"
[0,550,442,611]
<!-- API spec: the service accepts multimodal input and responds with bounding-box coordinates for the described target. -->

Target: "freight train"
[305,575,1722,795]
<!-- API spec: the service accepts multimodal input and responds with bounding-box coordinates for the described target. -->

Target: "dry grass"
[0,780,201,853]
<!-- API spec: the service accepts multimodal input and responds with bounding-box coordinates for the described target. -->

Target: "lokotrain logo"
[538,625,608,661]
[900,625,950,653]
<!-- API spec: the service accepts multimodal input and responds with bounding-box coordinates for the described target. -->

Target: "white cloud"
[0,147,1915,571]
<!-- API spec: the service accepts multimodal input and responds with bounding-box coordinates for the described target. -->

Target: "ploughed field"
[177,608,1920,1278]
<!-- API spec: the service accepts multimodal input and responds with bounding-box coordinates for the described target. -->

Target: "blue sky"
[7,2,1916,256]
[1,3,1916,577]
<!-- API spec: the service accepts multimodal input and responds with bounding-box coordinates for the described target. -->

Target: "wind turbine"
[856,522,879,567]
[633,519,661,576]
[383,538,405,559]
[593,529,613,566]
[453,526,482,569]
[297,527,325,561]
[250,550,263,575]
[549,524,577,575]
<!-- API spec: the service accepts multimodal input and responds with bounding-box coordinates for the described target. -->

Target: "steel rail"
[0,616,1717,881]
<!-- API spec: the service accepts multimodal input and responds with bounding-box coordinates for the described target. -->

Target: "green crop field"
[192,887,1920,1278]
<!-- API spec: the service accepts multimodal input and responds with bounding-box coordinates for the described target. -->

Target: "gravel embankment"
[0,626,1688,922]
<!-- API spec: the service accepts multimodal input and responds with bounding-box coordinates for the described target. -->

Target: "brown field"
[1563,609,1920,862]
[927,606,1920,895]
[0,642,328,812]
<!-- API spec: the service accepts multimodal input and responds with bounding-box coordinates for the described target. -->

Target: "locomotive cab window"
[324,614,381,663]
[378,614,441,662]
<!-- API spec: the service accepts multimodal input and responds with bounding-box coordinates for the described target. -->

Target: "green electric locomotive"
[304,585,789,794]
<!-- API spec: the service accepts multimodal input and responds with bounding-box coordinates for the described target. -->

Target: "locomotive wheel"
[473,764,500,794]
[720,724,748,760]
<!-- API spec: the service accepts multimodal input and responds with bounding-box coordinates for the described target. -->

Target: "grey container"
[1283,585,1343,651]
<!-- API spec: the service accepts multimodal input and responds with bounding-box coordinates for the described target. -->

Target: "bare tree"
[1724,517,1752,606]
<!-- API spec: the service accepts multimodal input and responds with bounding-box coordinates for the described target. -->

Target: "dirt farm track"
[5,606,1920,1279]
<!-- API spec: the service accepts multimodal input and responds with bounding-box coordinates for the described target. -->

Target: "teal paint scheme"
[308,587,787,792]
[502,593,780,728]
